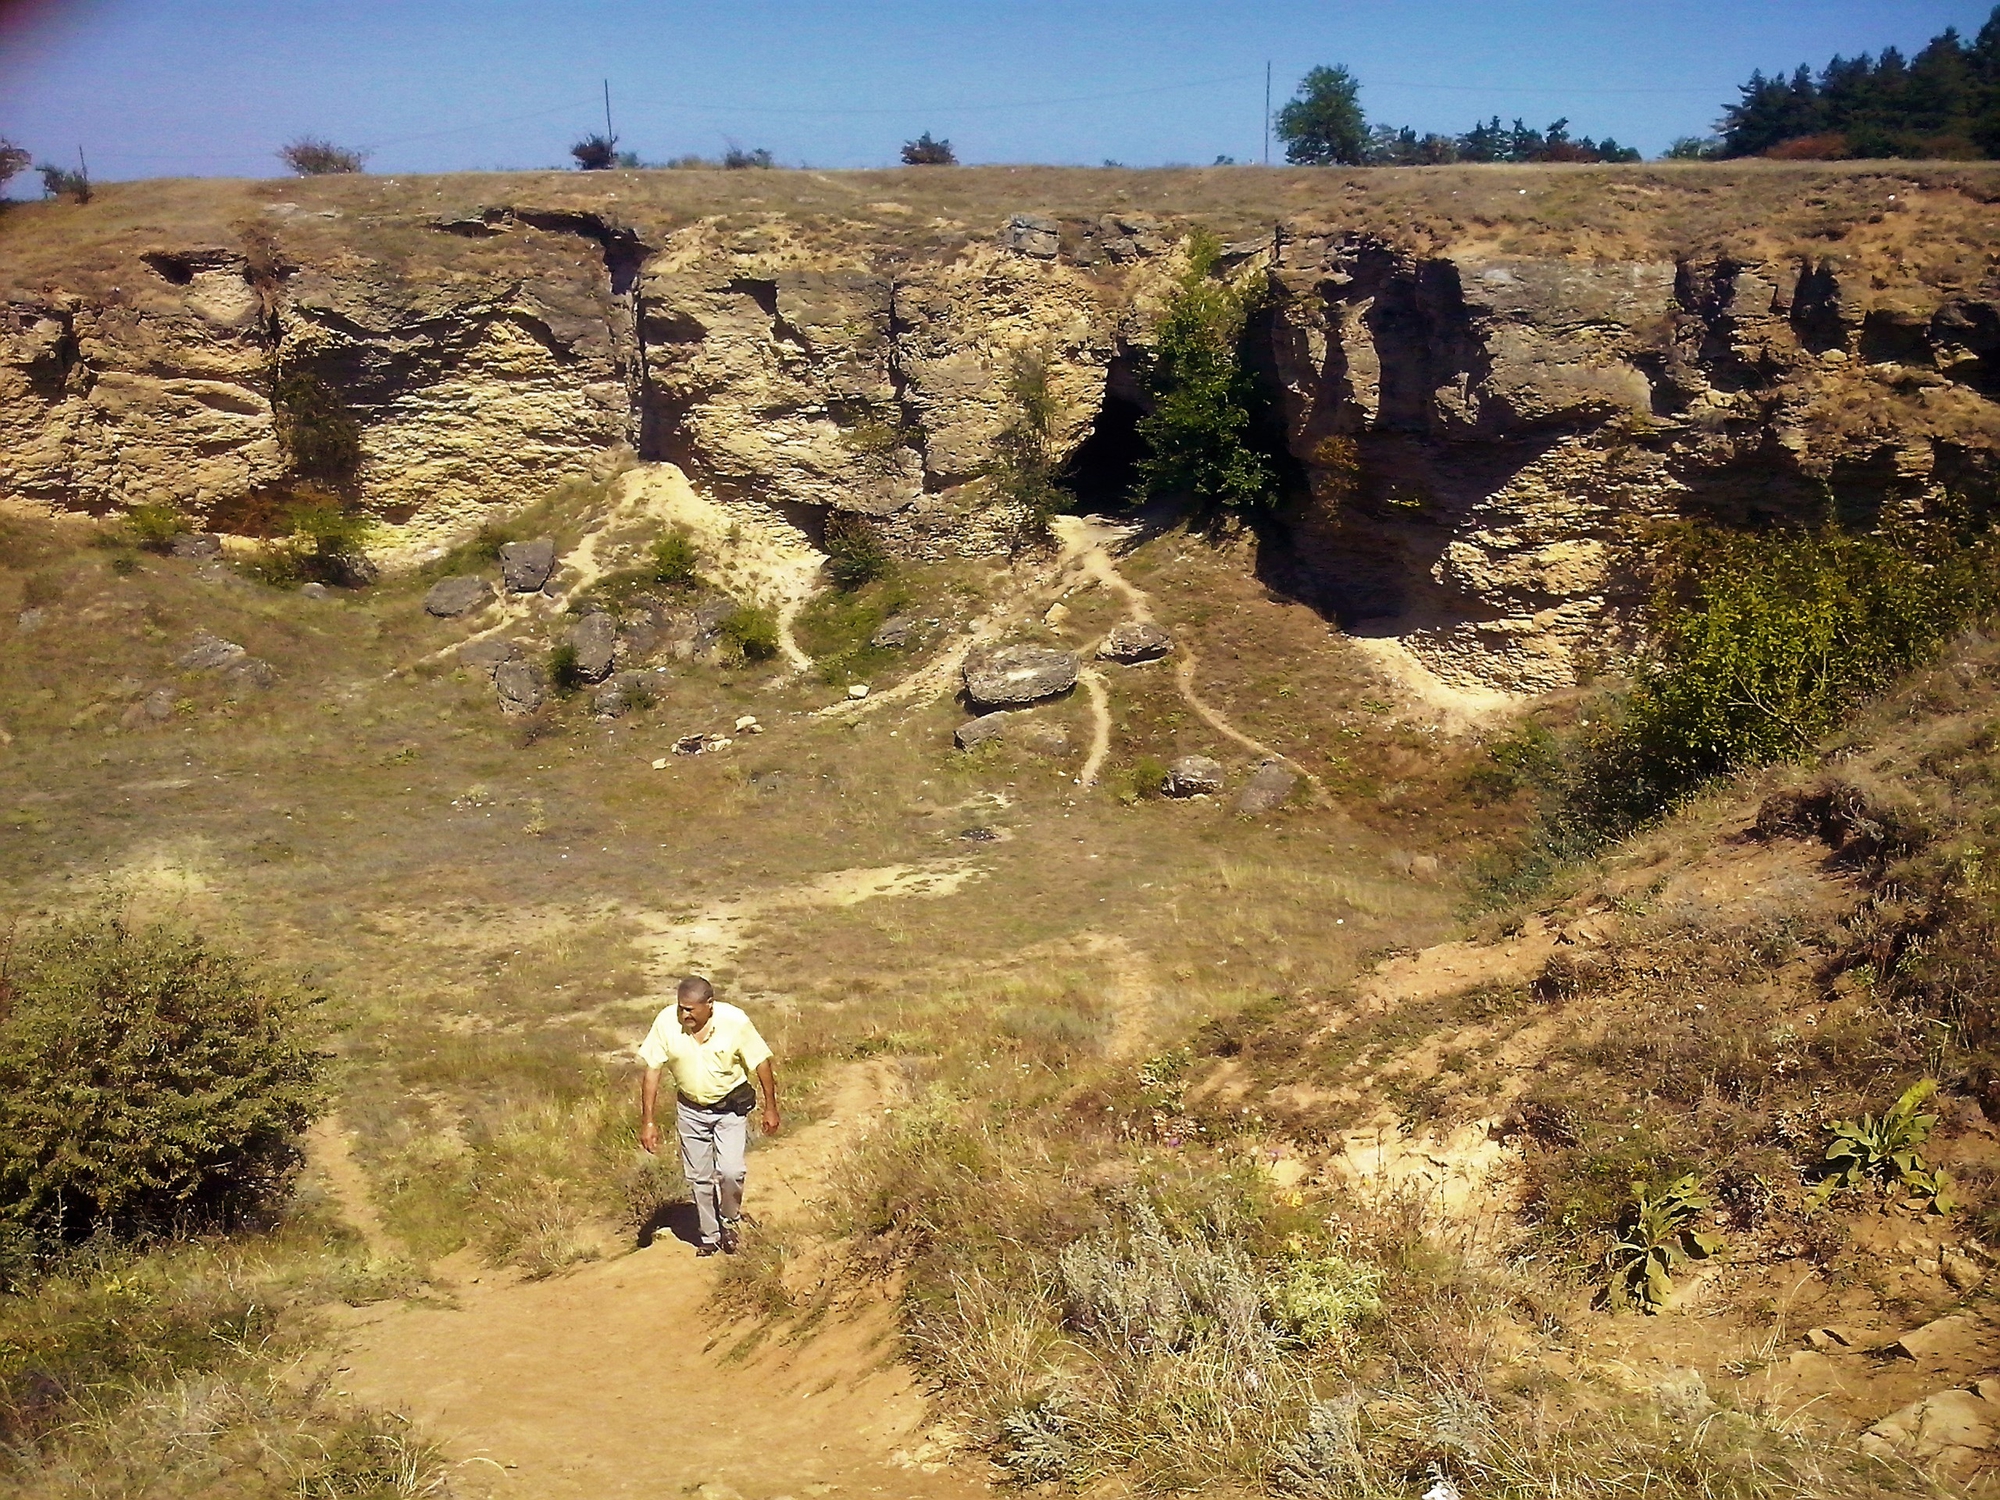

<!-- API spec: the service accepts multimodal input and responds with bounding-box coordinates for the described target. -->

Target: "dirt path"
[1050,516,1327,799]
[324,1061,985,1500]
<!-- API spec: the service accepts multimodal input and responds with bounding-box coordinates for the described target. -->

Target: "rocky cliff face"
[5,167,1999,689]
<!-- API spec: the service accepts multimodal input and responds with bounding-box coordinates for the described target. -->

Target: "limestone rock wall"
[4,187,1999,689]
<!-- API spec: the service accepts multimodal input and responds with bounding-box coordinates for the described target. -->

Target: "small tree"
[1133,231,1276,514]
[987,343,1071,549]
[722,145,775,169]
[649,528,701,586]
[824,512,890,589]
[1275,66,1368,166]
[278,136,367,175]
[0,139,28,186]
[272,369,363,484]
[36,162,90,203]
[901,131,957,165]
[571,132,619,170]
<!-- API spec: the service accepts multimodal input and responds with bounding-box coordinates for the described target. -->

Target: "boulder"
[593,669,658,717]
[1098,620,1173,663]
[176,630,245,671]
[500,537,557,593]
[457,637,519,674]
[494,659,548,714]
[569,610,617,681]
[170,533,222,560]
[425,575,491,617]
[1163,755,1225,798]
[1862,1379,2000,1478]
[1235,761,1299,814]
[998,214,1060,259]
[1882,1314,1977,1362]
[299,582,329,600]
[954,714,1013,750]
[963,644,1077,709]
[1020,721,1071,757]
[225,656,276,690]
[143,686,175,721]
[871,616,915,649]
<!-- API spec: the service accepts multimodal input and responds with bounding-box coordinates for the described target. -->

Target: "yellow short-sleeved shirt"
[637,1001,772,1105]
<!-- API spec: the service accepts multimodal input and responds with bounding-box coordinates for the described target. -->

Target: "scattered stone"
[954,714,1012,750]
[1804,1326,1856,1352]
[226,657,277,691]
[870,616,914,649]
[457,637,519,674]
[734,715,761,733]
[1163,755,1225,798]
[1651,1367,1714,1423]
[847,683,870,700]
[300,582,329,600]
[499,537,557,593]
[1881,1313,1975,1361]
[177,630,245,671]
[1235,760,1299,814]
[959,827,999,842]
[963,643,1077,709]
[593,670,657,717]
[651,757,669,769]
[674,732,732,755]
[1098,620,1173,663]
[17,608,44,632]
[1019,721,1071,757]
[1943,1249,1987,1293]
[170,533,222,559]
[998,213,1060,259]
[1862,1379,2000,1478]
[425,575,491,617]
[569,611,617,682]
[494,659,548,715]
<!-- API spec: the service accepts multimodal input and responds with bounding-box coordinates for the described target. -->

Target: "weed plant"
[823,512,890,590]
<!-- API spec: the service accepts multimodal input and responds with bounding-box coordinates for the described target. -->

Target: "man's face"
[677,996,714,1034]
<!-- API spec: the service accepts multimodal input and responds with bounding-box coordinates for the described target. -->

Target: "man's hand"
[760,1104,782,1137]
[640,1120,661,1155]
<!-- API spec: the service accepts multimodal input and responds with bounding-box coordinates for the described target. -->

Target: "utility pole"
[1263,62,1271,166]
[77,144,88,181]
[603,79,615,145]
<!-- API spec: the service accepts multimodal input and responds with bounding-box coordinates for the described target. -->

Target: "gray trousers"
[675,1097,747,1246]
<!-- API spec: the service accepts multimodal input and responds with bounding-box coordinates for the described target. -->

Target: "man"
[637,975,782,1256]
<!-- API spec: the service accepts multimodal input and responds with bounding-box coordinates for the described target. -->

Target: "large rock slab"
[998,214,1060,260]
[1098,620,1173,663]
[494,659,548,714]
[1235,760,1299,814]
[500,537,557,593]
[1163,755,1224,798]
[457,637,519,674]
[1863,1378,2000,1479]
[425,575,491,617]
[963,644,1076,709]
[569,610,617,681]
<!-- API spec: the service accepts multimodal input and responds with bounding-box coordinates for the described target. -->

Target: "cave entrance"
[1061,359,1147,512]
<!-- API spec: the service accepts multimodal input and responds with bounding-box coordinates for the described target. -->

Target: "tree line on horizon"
[1707,4,2000,160]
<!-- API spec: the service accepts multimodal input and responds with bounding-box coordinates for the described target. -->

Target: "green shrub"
[1814,1079,1956,1211]
[1577,519,1999,834]
[271,370,363,483]
[1134,231,1277,514]
[901,131,956,165]
[824,512,890,590]
[123,503,187,555]
[256,491,374,587]
[649,528,701,586]
[1113,755,1170,805]
[277,136,366,175]
[721,604,780,662]
[548,643,585,694]
[0,918,327,1264]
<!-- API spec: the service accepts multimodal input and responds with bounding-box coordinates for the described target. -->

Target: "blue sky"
[0,1,1993,182]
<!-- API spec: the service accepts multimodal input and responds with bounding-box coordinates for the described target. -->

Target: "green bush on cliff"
[0,918,327,1272]
[1578,518,2000,832]
[1134,231,1277,515]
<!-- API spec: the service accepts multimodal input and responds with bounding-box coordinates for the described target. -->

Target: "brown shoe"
[719,1226,740,1255]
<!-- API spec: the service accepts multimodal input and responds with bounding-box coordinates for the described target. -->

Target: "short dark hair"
[677,975,714,1004]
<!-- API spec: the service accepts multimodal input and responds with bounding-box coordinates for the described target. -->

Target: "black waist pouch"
[719,1080,759,1116]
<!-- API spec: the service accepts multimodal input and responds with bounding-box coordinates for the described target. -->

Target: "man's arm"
[755,1058,781,1136]
[640,1066,664,1154]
